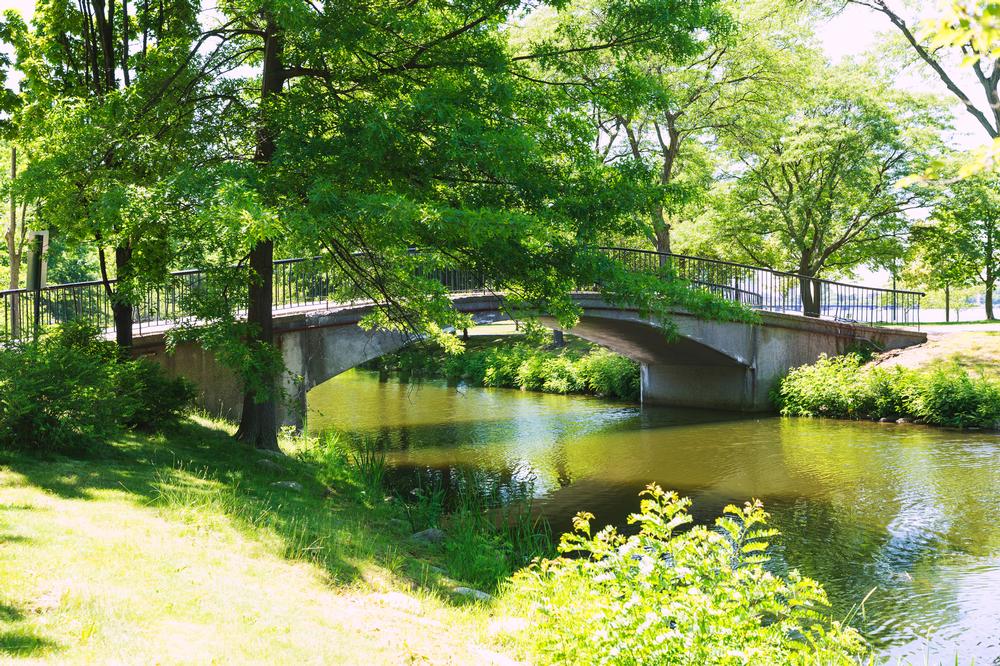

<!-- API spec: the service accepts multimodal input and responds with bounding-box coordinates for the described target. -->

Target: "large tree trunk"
[236,18,283,450]
[986,282,995,321]
[235,239,278,449]
[112,244,134,350]
[799,275,821,317]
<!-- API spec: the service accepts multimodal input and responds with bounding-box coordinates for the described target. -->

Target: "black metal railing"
[0,248,921,341]
[600,248,922,325]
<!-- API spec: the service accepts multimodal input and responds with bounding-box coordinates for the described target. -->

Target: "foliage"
[775,353,1000,428]
[704,66,943,288]
[907,172,1000,319]
[502,484,868,664]
[842,0,1000,180]
[442,489,553,593]
[369,336,641,401]
[0,322,194,453]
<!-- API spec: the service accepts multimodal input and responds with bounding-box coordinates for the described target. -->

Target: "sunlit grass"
[0,416,512,664]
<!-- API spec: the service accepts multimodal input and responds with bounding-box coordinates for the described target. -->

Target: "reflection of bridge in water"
[0,248,926,425]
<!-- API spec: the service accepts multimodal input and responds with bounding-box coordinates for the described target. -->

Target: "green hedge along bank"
[774,353,1000,429]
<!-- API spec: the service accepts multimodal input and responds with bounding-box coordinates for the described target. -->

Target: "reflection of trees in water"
[385,462,539,513]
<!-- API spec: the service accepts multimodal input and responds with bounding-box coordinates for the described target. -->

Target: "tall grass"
[436,478,553,592]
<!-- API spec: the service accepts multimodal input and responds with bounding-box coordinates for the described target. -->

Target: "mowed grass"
[0,417,516,665]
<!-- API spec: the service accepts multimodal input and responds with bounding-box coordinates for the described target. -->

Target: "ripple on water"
[309,370,1000,661]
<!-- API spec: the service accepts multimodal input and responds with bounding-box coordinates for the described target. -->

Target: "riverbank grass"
[775,353,1000,427]
[0,417,510,664]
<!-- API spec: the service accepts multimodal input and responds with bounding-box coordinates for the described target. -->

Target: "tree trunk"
[235,239,278,450]
[6,147,20,339]
[236,18,283,450]
[945,283,950,323]
[654,217,670,255]
[799,275,821,317]
[552,329,565,348]
[986,227,996,321]
[112,244,134,351]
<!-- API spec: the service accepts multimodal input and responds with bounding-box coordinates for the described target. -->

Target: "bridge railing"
[0,248,920,340]
[601,248,922,326]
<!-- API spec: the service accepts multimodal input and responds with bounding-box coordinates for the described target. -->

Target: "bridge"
[0,248,926,427]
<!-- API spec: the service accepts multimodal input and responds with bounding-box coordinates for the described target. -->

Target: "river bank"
[0,410,871,664]
[0,416,522,664]
[362,326,641,401]
[775,327,1000,428]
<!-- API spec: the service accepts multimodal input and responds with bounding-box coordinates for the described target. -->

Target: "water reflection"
[310,369,1000,663]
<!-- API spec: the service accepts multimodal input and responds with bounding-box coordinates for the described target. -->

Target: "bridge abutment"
[641,363,763,411]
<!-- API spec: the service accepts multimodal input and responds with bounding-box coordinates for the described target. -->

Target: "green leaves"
[505,483,868,664]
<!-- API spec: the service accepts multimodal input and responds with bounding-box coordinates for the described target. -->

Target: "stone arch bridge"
[0,249,926,427]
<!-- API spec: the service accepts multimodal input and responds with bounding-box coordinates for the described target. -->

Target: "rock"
[258,448,286,459]
[388,518,410,531]
[879,417,893,423]
[271,480,303,492]
[896,417,913,424]
[427,565,448,576]
[410,527,446,545]
[452,586,493,602]
[256,459,285,474]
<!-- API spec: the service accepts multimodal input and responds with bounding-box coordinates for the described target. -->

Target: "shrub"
[775,354,1000,428]
[909,365,1000,428]
[577,349,640,401]
[0,322,195,453]
[0,332,119,453]
[114,359,197,430]
[369,336,640,401]
[503,485,867,665]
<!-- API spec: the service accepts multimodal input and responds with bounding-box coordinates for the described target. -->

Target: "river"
[310,369,1000,663]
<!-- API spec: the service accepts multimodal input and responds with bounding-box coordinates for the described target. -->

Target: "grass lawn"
[874,330,1000,379]
[0,417,520,665]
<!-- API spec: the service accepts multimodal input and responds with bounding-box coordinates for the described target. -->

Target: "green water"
[310,369,1000,663]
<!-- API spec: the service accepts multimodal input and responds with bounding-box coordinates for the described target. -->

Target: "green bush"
[577,349,640,401]
[0,322,195,453]
[368,336,640,401]
[909,366,1000,428]
[114,358,197,430]
[775,354,1000,428]
[503,485,867,665]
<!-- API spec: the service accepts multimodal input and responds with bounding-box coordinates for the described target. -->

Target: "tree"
[707,69,942,315]
[189,0,735,449]
[517,0,811,255]
[1,1,216,350]
[844,0,1000,175]
[2,145,29,338]
[910,173,1000,319]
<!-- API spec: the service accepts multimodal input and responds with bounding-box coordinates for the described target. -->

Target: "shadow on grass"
[0,630,60,658]
[0,602,60,659]
[0,419,370,586]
